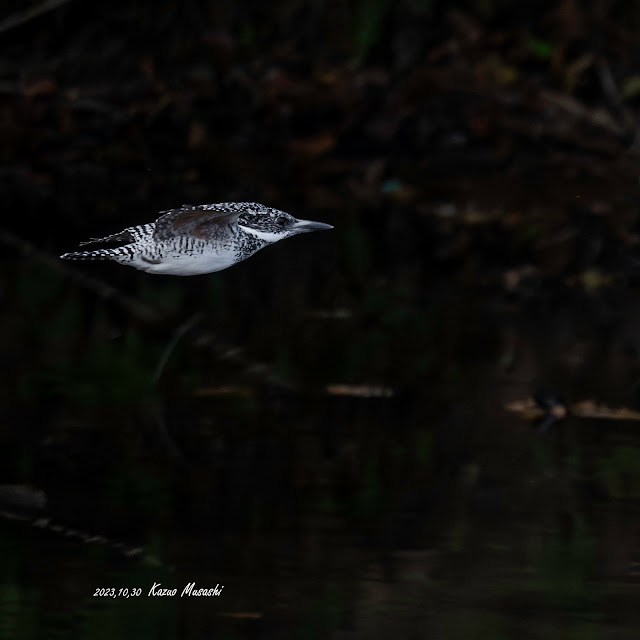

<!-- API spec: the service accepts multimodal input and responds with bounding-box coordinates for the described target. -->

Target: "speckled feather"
[60,202,332,276]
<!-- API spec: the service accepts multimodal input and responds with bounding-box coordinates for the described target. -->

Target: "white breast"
[127,251,239,276]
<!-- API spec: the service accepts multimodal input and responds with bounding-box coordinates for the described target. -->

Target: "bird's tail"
[78,230,133,246]
[59,247,133,262]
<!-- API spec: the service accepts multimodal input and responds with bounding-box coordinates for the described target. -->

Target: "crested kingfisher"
[60,202,333,275]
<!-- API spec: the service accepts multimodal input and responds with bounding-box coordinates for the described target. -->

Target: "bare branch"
[0,0,72,36]
[152,313,203,385]
[0,228,162,323]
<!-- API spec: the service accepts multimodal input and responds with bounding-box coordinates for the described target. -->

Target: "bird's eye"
[276,216,289,227]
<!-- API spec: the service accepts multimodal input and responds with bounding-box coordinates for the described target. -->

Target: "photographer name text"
[149,582,224,597]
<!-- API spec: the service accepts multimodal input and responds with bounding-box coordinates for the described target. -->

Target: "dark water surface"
[2,1,640,638]
[2,177,640,638]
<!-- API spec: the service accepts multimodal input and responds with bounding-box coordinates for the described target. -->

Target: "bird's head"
[237,204,333,244]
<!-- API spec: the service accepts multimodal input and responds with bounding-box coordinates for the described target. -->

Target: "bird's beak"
[292,219,334,233]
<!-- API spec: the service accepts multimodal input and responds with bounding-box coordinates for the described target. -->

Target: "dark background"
[1,0,640,637]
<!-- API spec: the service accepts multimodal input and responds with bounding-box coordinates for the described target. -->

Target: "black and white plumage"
[60,202,333,276]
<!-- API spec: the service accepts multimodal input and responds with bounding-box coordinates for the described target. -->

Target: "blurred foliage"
[598,446,640,498]
[56,330,156,406]
[353,0,391,64]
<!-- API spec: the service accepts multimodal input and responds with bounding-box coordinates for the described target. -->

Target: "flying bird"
[60,202,333,276]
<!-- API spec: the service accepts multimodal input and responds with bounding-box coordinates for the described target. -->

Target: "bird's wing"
[153,206,241,242]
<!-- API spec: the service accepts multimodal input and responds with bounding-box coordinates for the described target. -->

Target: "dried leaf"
[290,132,336,157]
[326,384,394,398]
[506,398,640,421]
[23,77,57,98]
[188,121,206,149]
[505,397,545,420]
[572,401,640,421]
